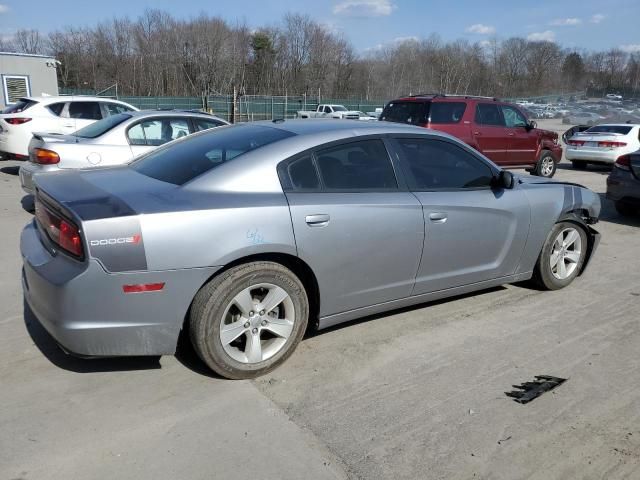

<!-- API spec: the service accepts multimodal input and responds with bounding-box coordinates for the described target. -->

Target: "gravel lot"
[1,123,639,479]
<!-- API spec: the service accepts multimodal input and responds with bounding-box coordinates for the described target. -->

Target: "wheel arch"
[556,211,600,276]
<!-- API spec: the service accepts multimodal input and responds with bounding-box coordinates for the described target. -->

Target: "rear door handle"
[305,214,330,227]
[429,212,448,223]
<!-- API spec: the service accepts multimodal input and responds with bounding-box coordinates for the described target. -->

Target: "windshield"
[585,125,632,134]
[74,113,132,138]
[332,106,347,112]
[131,124,295,186]
[2,98,37,114]
[380,101,429,125]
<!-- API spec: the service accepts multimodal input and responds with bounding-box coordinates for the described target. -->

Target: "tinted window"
[104,102,134,116]
[47,102,66,117]
[396,138,494,190]
[131,124,295,186]
[380,101,428,125]
[430,102,466,124]
[475,103,504,126]
[128,118,190,146]
[501,105,528,127]
[315,139,397,190]
[75,113,132,138]
[69,102,102,120]
[288,155,320,190]
[2,99,37,114]
[193,118,224,132]
[585,125,632,134]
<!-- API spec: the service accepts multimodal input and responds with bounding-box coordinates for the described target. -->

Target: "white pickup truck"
[296,104,361,120]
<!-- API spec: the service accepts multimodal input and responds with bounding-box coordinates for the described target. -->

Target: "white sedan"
[566,124,640,169]
[0,96,138,158]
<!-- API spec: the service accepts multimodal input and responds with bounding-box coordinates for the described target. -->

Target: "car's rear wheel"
[189,262,309,379]
[572,160,587,170]
[533,222,588,290]
[533,151,556,178]
[615,200,637,217]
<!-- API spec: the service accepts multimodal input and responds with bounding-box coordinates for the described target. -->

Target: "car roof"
[260,118,425,136]
[23,96,136,105]
[587,123,640,127]
[126,109,228,122]
[391,94,501,102]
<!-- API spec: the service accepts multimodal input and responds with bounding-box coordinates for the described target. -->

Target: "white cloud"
[620,44,640,53]
[590,13,605,24]
[333,0,396,17]
[466,23,496,35]
[0,4,9,13]
[393,36,419,44]
[527,30,556,42]
[550,17,581,26]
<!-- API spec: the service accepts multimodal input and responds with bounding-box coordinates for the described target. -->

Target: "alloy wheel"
[549,227,582,280]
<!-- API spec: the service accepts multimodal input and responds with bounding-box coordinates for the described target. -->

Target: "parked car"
[380,94,562,177]
[19,110,228,195]
[21,119,601,379]
[606,151,640,216]
[561,125,590,145]
[355,111,378,121]
[296,104,360,119]
[0,96,138,159]
[565,124,640,169]
[606,93,623,102]
[562,112,605,125]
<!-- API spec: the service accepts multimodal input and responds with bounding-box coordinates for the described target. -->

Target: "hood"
[514,173,585,189]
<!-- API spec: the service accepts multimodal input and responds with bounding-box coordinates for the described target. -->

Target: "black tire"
[189,261,309,379]
[615,200,637,217]
[533,222,588,290]
[532,150,557,178]
[572,160,587,170]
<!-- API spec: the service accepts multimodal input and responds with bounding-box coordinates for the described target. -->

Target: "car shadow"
[598,193,640,227]
[1,165,19,175]
[556,162,612,176]
[24,299,161,373]
[21,194,34,213]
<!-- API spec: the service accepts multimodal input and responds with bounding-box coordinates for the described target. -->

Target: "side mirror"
[495,170,515,189]
[527,120,537,130]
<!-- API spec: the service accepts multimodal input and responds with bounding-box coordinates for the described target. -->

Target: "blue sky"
[1,0,639,54]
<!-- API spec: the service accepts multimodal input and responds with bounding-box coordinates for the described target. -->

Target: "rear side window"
[585,125,632,135]
[380,101,429,125]
[103,102,134,116]
[2,98,37,114]
[127,118,190,146]
[475,104,504,126]
[429,102,466,124]
[287,155,320,190]
[74,113,132,139]
[193,118,225,132]
[395,138,494,190]
[47,102,66,117]
[69,102,103,120]
[315,139,397,190]
[131,124,295,186]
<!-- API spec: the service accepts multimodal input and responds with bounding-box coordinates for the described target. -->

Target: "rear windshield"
[74,113,132,138]
[2,98,37,114]
[585,125,632,135]
[131,124,295,186]
[429,102,466,124]
[380,101,429,125]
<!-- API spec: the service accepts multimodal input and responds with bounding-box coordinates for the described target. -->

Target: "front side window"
[315,139,397,190]
[501,105,528,128]
[395,138,494,190]
[475,103,504,126]
[430,102,466,124]
[193,118,225,132]
[131,124,295,186]
[69,102,102,120]
[127,118,190,146]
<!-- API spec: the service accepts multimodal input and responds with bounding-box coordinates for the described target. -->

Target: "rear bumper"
[19,162,59,194]
[0,129,29,157]
[21,221,219,356]
[566,148,621,163]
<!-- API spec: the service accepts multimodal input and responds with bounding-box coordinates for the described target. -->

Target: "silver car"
[21,120,601,379]
[19,110,228,194]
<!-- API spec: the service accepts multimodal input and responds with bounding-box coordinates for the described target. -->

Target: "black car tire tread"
[189,261,308,379]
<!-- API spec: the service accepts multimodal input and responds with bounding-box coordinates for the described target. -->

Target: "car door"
[473,103,509,164]
[127,117,191,158]
[501,104,538,165]
[282,138,425,317]
[67,101,104,131]
[390,136,530,294]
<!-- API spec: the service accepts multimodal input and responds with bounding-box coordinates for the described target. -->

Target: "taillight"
[615,155,631,171]
[598,141,627,148]
[568,140,585,146]
[5,117,32,125]
[34,199,83,258]
[33,148,60,165]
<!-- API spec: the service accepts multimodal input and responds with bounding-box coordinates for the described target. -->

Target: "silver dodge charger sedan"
[21,120,601,379]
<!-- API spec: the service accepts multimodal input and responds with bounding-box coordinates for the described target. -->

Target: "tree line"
[4,9,640,100]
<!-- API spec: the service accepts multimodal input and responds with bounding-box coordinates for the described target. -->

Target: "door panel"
[412,189,530,294]
[474,103,508,163]
[286,192,424,317]
[501,105,537,165]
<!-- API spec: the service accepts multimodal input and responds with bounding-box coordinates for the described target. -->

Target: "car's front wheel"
[189,262,309,379]
[533,151,556,178]
[533,222,588,290]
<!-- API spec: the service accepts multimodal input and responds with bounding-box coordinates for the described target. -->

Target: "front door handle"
[305,214,330,227]
[429,212,448,223]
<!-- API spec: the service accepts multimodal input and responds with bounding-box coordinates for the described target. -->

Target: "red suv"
[380,95,562,177]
